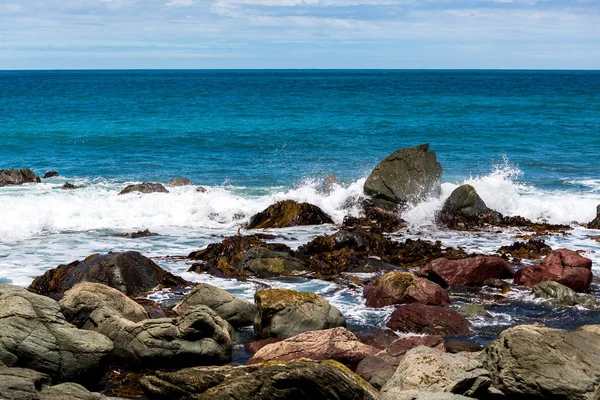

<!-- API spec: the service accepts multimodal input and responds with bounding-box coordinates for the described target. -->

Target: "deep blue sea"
[1,70,600,342]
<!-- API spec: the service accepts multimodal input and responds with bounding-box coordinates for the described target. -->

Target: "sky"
[0,0,598,69]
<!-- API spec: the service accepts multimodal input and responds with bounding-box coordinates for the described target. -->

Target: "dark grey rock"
[118,182,169,195]
[437,184,502,228]
[0,169,41,187]
[167,177,193,186]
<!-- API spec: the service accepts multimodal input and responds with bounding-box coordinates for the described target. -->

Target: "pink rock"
[421,256,514,287]
[363,271,450,308]
[386,303,471,337]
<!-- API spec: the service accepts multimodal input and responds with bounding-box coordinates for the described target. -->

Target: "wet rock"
[140,359,379,400]
[61,182,79,190]
[483,278,511,293]
[457,304,491,319]
[364,144,442,211]
[240,247,305,278]
[114,229,159,239]
[380,346,490,400]
[513,248,593,292]
[533,281,599,308]
[497,238,552,260]
[248,327,379,369]
[437,184,502,229]
[444,341,483,353]
[342,207,406,233]
[421,256,514,287]
[363,271,450,308]
[118,182,169,195]
[588,205,600,229]
[29,251,189,298]
[319,173,339,194]
[0,284,113,382]
[386,303,471,337]
[167,177,192,186]
[247,200,334,229]
[0,168,41,187]
[43,171,59,179]
[173,283,255,327]
[254,289,346,338]
[483,324,600,399]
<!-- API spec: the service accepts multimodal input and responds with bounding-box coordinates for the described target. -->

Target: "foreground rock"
[247,200,334,229]
[0,284,113,382]
[420,256,514,287]
[248,327,379,369]
[437,184,502,229]
[60,283,232,368]
[173,283,255,327]
[254,289,346,338]
[240,247,305,278]
[513,248,593,292]
[483,324,600,399]
[118,182,169,195]
[29,251,189,297]
[140,360,379,400]
[167,177,192,186]
[386,304,471,336]
[380,346,491,400]
[588,205,600,229]
[364,144,442,210]
[363,271,450,308]
[533,281,599,308]
[0,168,41,187]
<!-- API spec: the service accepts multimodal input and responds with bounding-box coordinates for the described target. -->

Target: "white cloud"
[166,0,194,6]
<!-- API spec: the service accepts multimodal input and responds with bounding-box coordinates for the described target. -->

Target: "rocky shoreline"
[1,144,600,399]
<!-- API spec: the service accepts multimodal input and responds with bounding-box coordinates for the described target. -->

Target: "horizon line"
[1,68,599,72]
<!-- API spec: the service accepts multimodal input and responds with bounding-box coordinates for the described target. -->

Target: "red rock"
[247,327,380,370]
[386,303,471,337]
[513,249,593,292]
[354,329,399,350]
[363,271,450,308]
[387,335,445,357]
[421,256,514,287]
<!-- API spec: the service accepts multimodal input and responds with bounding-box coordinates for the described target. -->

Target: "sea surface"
[1,70,600,347]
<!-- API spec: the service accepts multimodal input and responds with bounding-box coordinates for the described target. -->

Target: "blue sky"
[0,0,598,69]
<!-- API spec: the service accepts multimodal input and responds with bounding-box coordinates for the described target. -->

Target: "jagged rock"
[457,304,491,319]
[363,271,450,308]
[386,304,471,337]
[172,283,255,327]
[497,238,552,260]
[254,289,346,338]
[29,251,189,298]
[533,281,599,308]
[140,359,379,400]
[248,327,379,369]
[43,171,59,179]
[167,177,192,186]
[420,256,514,287]
[0,284,113,382]
[513,248,593,292]
[437,184,502,229]
[364,144,442,210]
[380,346,491,399]
[483,324,600,399]
[588,205,600,229]
[247,200,334,229]
[0,168,41,187]
[118,182,169,195]
[240,247,305,278]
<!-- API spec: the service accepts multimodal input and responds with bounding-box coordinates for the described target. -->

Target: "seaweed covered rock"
[140,359,379,400]
[0,284,113,382]
[386,304,471,337]
[0,168,41,187]
[172,283,255,327]
[167,177,192,186]
[363,271,450,308]
[497,238,552,260]
[247,200,333,229]
[342,207,406,233]
[532,281,599,308]
[119,182,169,195]
[240,247,305,278]
[437,184,502,229]
[483,324,600,399]
[588,205,600,229]
[248,327,379,369]
[254,289,346,338]
[29,251,189,298]
[513,248,593,292]
[364,144,442,211]
[420,256,514,287]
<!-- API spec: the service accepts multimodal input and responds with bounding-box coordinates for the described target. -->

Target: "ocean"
[1,70,600,345]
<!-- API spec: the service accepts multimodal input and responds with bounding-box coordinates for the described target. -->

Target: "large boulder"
[380,346,491,400]
[513,248,593,292]
[254,289,346,338]
[167,177,192,186]
[0,168,41,187]
[0,284,113,382]
[588,205,600,229]
[248,327,379,369]
[483,324,600,399]
[386,304,471,337]
[420,256,514,287]
[118,182,169,195]
[29,251,189,297]
[533,281,599,308]
[172,283,255,327]
[364,144,442,210]
[363,271,450,308]
[247,200,334,229]
[140,359,379,400]
[240,247,305,278]
[436,184,502,229]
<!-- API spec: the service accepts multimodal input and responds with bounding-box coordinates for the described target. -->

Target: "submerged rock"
[588,204,600,229]
[420,256,514,287]
[29,251,189,298]
[167,177,192,186]
[43,171,59,179]
[118,182,169,195]
[247,200,334,229]
[140,359,379,400]
[61,182,79,190]
[364,144,442,210]
[0,168,41,187]
[532,281,599,308]
[363,271,450,308]
[240,247,305,278]
[437,184,502,229]
[114,229,159,239]
[386,303,471,337]
[254,289,346,338]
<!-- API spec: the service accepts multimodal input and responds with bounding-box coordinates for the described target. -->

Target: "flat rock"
[247,200,334,229]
